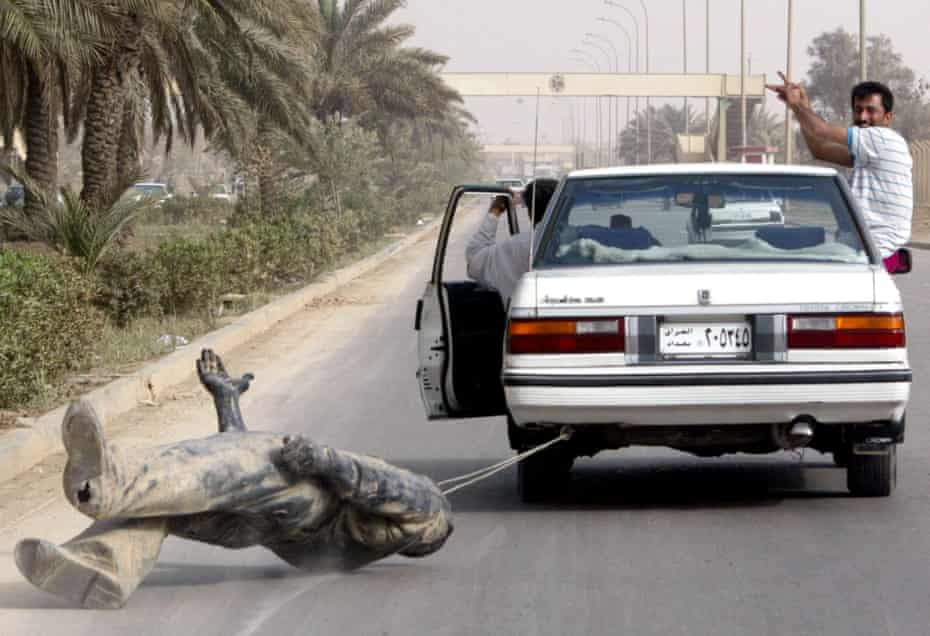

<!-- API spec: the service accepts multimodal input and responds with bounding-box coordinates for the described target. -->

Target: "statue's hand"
[197,349,233,389]
[197,349,253,396]
[280,435,326,477]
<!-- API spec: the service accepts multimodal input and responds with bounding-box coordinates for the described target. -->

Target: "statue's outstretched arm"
[196,349,253,433]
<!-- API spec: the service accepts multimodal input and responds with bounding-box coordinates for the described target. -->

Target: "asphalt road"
[1,216,929,636]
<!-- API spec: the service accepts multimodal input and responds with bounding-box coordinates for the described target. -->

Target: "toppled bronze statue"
[14,349,453,609]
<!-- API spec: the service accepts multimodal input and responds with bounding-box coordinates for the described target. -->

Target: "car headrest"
[610,214,633,230]
[576,225,656,250]
[755,226,826,250]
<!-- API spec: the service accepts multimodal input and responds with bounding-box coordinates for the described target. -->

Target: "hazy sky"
[395,1,930,145]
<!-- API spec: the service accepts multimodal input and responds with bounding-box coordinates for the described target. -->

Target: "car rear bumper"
[503,368,911,427]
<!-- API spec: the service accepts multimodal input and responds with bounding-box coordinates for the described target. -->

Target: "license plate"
[660,321,753,357]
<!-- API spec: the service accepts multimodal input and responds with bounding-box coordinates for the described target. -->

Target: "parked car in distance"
[209,184,234,202]
[3,182,24,208]
[130,182,174,206]
[495,177,525,205]
[495,177,524,188]
[1,182,63,208]
[416,165,911,502]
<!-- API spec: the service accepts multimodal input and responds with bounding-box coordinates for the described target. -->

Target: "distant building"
[731,145,779,165]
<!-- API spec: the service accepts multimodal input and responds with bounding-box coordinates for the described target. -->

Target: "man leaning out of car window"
[466,179,558,306]
[767,74,913,272]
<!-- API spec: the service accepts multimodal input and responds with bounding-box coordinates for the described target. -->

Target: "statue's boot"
[61,400,123,519]
[14,518,168,609]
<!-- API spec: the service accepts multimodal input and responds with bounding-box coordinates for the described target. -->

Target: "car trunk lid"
[529,263,875,312]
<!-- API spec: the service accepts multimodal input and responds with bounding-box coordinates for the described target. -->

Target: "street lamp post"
[599,11,638,163]
[860,0,867,81]
[570,57,591,168]
[706,0,711,141]
[571,49,602,165]
[582,36,616,165]
[603,2,641,164]
[586,25,633,164]
[785,0,795,164]
[741,0,747,149]
[683,0,689,137]
[637,0,652,162]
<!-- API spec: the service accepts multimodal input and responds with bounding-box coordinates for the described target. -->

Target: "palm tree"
[747,105,785,152]
[617,104,706,165]
[198,4,319,216]
[74,0,311,212]
[0,1,116,217]
[310,0,462,126]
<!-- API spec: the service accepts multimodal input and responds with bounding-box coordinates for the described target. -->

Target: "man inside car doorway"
[466,178,559,305]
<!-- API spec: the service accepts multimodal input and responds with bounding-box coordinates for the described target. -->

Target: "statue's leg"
[62,400,311,520]
[196,348,254,433]
[279,436,454,559]
[14,518,168,609]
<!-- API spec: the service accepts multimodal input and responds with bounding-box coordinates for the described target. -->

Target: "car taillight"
[508,318,624,354]
[787,314,905,349]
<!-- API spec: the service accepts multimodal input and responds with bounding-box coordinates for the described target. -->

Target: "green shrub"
[292,213,338,275]
[95,250,169,326]
[208,222,265,290]
[148,196,231,226]
[152,237,223,316]
[245,221,306,286]
[0,251,102,409]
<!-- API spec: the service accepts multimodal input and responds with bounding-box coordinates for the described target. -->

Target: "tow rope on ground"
[438,427,574,496]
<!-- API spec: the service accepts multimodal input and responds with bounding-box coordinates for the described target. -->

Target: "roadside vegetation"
[0,1,481,415]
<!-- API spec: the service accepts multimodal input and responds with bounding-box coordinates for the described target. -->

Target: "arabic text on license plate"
[660,322,752,356]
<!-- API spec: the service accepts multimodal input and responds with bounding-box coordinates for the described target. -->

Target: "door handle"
[414,299,424,331]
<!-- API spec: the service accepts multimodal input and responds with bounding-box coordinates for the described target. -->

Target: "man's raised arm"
[767,72,853,167]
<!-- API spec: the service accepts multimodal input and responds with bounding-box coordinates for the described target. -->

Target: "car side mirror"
[888,248,912,275]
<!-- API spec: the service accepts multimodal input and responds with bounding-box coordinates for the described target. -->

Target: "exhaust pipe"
[772,417,816,450]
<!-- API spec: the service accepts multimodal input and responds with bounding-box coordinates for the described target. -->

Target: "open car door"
[414,185,522,419]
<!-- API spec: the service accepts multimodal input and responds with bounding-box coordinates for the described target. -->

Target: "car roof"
[568,163,839,179]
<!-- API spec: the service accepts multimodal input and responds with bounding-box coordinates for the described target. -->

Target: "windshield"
[537,174,869,267]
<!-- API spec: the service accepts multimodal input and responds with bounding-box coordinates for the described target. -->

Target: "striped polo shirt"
[847,126,913,257]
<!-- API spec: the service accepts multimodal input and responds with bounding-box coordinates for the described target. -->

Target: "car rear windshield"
[537,174,870,267]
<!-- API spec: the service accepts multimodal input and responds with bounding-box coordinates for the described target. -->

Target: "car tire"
[516,446,573,503]
[847,446,897,497]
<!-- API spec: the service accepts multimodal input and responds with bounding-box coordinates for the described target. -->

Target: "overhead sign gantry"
[441,72,767,162]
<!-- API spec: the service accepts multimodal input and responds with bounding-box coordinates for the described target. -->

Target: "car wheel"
[516,446,573,503]
[847,446,897,497]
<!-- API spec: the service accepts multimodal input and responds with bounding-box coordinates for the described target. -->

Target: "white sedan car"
[415,165,911,501]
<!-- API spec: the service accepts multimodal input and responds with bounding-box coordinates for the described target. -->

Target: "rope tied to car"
[438,426,574,496]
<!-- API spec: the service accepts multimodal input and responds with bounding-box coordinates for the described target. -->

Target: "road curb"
[0,217,442,484]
